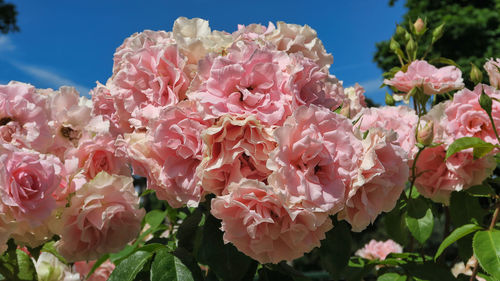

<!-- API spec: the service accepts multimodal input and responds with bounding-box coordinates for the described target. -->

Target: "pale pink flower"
[384,60,464,95]
[198,115,276,195]
[233,22,275,43]
[0,81,52,152]
[451,256,486,281]
[91,83,132,135]
[267,22,333,69]
[484,58,500,88]
[343,83,367,118]
[109,30,190,129]
[67,133,130,179]
[55,172,144,262]
[35,252,80,281]
[354,106,419,159]
[188,40,294,126]
[211,179,332,264]
[11,220,54,249]
[0,143,62,225]
[444,84,500,145]
[355,239,403,260]
[414,145,495,204]
[42,86,92,158]
[340,129,409,232]
[267,105,362,214]
[74,260,115,281]
[127,102,209,208]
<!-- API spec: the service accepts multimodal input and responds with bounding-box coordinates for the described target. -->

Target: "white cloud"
[352,78,384,94]
[10,61,91,95]
[0,36,15,52]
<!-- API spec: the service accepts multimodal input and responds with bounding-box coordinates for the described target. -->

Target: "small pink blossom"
[267,104,362,214]
[484,58,500,88]
[0,81,52,152]
[343,83,367,118]
[211,179,332,264]
[355,239,403,260]
[55,172,144,262]
[74,259,115,281]
[340,129,409,232]
[384,60,464,95]
[198,115,276,195]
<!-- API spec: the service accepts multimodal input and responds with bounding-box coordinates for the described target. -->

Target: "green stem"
[409,146,425,199]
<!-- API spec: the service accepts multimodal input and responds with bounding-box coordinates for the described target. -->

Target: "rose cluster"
[1,16,499,267]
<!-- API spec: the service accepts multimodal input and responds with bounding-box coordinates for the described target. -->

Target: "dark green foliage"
[374,0,500,87]
[0,0,18,34]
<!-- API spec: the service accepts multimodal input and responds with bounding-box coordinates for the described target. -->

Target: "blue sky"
[0,0,406,104]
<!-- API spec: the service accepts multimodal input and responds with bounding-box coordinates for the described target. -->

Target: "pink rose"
[0,143,62,225]
[55,172,145,262]
[355,106,419,159]
[484,58,500,88]
[267,105,362,214]
[414,145,495,204]
[127,102,209,208]
[340,129,408,232]
[108,30,190,129]
[211,179,332,264]
[91,83,132,135]
[67,133,130,179]
[198,115,276,195]
[0,81,52,152]
[188,40,294,126]
[74,260,115,281]
[267,22,333,69]
[384,60,464,95]
[355,239,402,260]
[444,84,500,145]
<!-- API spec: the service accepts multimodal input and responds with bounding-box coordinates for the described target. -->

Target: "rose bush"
[0,16,499,281]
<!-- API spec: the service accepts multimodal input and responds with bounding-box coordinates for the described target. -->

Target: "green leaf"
[403,261,455,281]
[173,247,205,281]
[479,91,493,116]
[145,209,167,229]
[434,224,482,260]
[15,249,35,281]
[384,200,409,246]
[449,192,487,227]
[428,57,458,67]
[319,220,352,279]
[377,273,407,281]
[177,209,203,252]
[108,250,154,281]
[195,214,254,281]
[405,197,434,244]
[445,137,494,160]
[473,229,500,280]
[466,185,495,198]
[151,247,194,281]
[41,241,67,264]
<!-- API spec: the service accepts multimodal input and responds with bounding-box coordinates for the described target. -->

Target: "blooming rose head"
[127,102,208,207]
[198,115,276,195]
[188,40,295,126]
[355,239,403,260]
[354,106,419,160]
[268,104,362,214]
[108,30,190,129]
[55,172,145,262]
[67,133,130,179]
[211,179,332,264]
[384,60,464,96]
[484,58,500,88]
[91,83,132,135]
[267,22,333,69]
[0,81,52,152]
[0,143,62,225]
[35,252,80,281]
[340,129,409,232]
[443,84,500,145]
[74,259,115,281]
[414,145,495,204]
